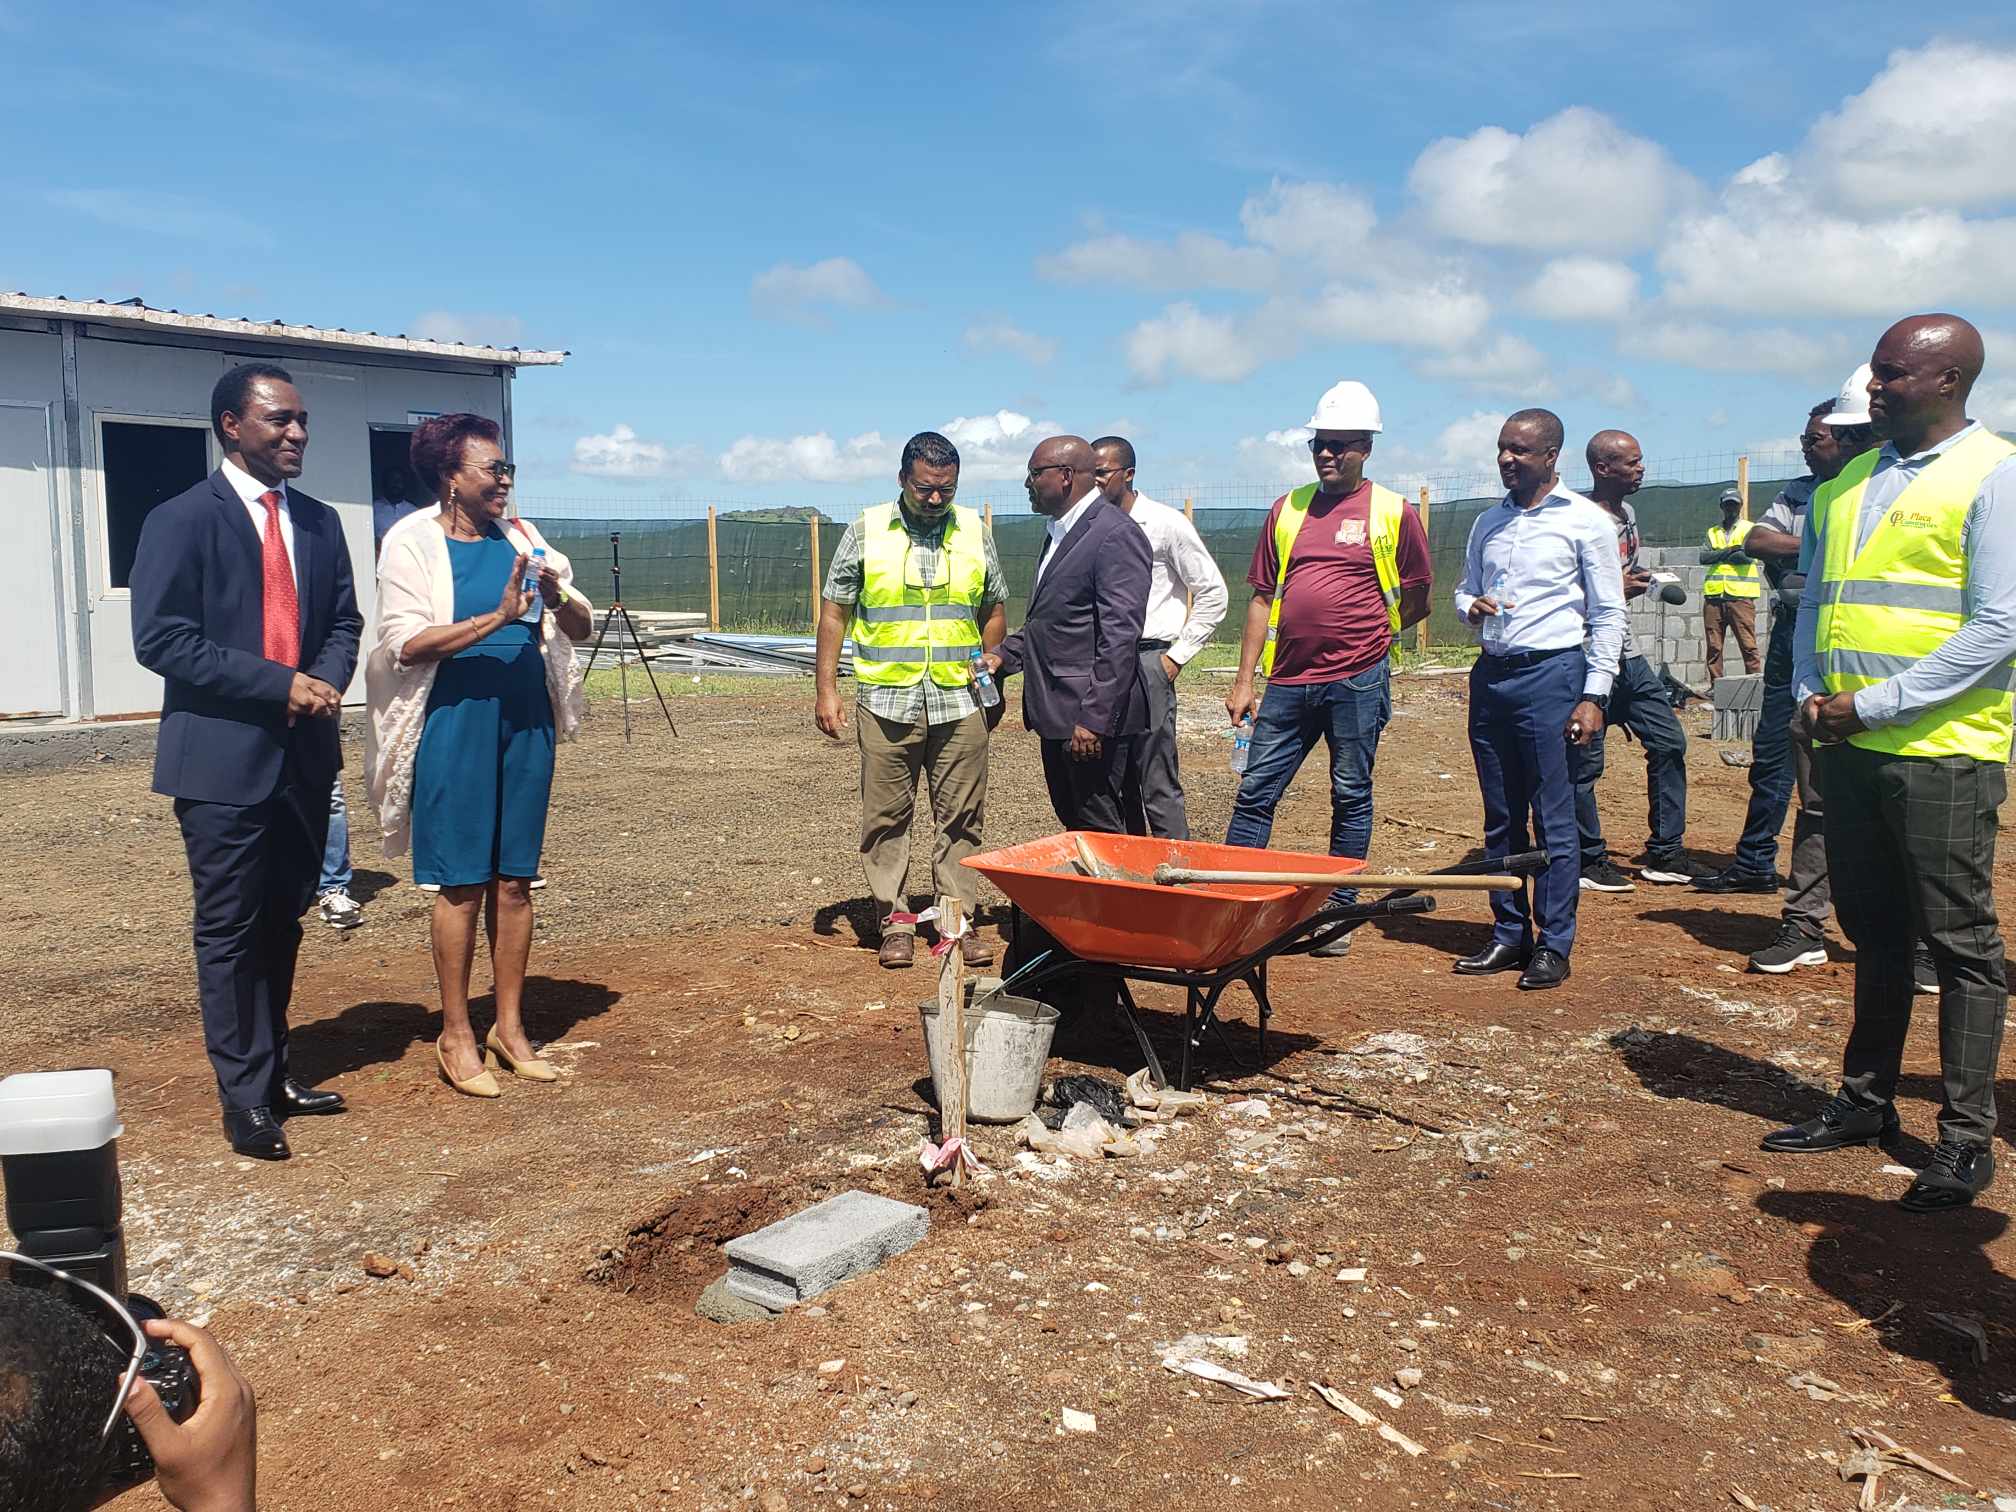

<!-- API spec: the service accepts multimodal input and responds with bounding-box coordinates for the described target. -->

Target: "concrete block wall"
[1631,546,1774,697]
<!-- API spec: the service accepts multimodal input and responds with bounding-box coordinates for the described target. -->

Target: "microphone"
[1656,581,1688,606]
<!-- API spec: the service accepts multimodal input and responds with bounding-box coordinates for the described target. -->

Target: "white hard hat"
[1306,380,1383,434]
[1823,362,1874,427]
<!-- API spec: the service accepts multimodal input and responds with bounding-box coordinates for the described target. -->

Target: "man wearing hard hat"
[1763,315,2016,1215]
[1223,381,1432,958]
[1699,487,1763,688]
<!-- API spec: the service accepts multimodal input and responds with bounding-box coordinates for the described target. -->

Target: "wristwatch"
[1586,693,1610,713]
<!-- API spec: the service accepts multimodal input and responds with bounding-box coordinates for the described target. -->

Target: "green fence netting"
[527,472,1803,649]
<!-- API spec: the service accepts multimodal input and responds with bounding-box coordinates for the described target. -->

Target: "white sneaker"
[529,875,547,890]
[317,889,363,929]
[418,882,442,894]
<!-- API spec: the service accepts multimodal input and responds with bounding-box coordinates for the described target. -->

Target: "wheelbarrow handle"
[1433,848,1548,878]
[1153,866,1521,891]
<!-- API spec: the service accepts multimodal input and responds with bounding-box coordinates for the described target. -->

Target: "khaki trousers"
[1703,596,1760,684]
[858,706,988,932]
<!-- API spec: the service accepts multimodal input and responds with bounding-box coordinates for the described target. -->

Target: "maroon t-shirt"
[1247,482,1433,683]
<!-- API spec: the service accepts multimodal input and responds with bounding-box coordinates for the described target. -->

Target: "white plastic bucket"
[918,980,1060,1124]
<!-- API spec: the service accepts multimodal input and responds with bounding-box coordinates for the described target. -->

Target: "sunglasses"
[1026,463,1073,480]
[1307,437,1366,457]
[0,1250,146,1449]
[468,459,518,482]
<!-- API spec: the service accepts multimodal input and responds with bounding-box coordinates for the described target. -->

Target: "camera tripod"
[580,531,680,742]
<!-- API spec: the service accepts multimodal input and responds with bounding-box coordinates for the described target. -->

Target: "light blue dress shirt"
[1792,420,2016,729]
[1455,483,1627,698]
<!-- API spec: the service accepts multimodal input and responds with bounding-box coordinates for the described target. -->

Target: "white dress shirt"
[220,457,297,583]
[1034,486,1100,589]
[1454,482,1626,698]
[1127,493,1228,665]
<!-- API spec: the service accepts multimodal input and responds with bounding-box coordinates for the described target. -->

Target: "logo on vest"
[1887,507,1938,531]
[1335,517,1367,547]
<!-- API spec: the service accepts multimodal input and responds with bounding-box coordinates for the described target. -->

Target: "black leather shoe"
[223,1107,290,1161]
[1516,947,1570,990]
[1901,1140,1995,1212]
[1453,941,1529,976]
[1760,1088,1899,1153]
[1691,867,1780,895]
[276,1078,346,1117]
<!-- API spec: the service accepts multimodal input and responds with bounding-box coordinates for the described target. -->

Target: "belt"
[1479,644,1579,670]
[1138,639,1173,652]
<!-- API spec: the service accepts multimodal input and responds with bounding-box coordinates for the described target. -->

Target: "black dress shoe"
[1760,1088,1899,1152]
[276,1078,346,1117]
[1516,947,1570,990]
[223,1107,290,1161]
[1454,941,1529,975]
[1901,1139,1995,1212]
[1691,867,1780,895]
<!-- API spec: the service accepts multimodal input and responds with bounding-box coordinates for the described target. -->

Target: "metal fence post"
[808,513,821,632]
[706,505,720,631]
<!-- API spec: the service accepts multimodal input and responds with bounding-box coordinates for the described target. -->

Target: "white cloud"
[1742,435,1804,464]
[1416,333,1551,394]
[1237,179,1375,270]
[1519,257,1639,322]
[962,321,1057,366]
[412,310,527,347]
[1235,427,1315,484]
[1301,278,1492,352]
[1975,378,2016,431]
[718,430,894,484]
[1125,303,1270,384]
[749,257,883,320]
[716,409,1062,486]
[1621,319,1839,378]
[1036,230,1276,292]
[1407,107,1696,252]
[1803,42,2016,212]
[569,424,701,480]
[1427,411,1510,473]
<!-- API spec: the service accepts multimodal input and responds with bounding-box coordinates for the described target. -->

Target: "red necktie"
[259,491,301,667]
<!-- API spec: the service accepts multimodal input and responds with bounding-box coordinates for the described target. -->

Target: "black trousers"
[1122,648,1189,840]
[174,763,328,1113]
[1819,743,2008,1146]
[1041,735,1133,833]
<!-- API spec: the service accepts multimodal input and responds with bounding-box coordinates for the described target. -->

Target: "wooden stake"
[1415,485,1431,653]
[706,506,721,631]
[808,514,822,633]
[1736,455,1750,519]
[937,896,968,1185]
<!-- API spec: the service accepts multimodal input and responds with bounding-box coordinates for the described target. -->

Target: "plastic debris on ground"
[918,1135,985,1178]
[1124,1066,1207,1116]
[1040,1074,1135,1127]
[1157,1335,1286,1399]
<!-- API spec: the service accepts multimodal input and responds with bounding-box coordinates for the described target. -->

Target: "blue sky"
[7,1,2016,513]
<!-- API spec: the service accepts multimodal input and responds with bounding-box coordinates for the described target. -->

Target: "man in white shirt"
[1091,436,1228,839]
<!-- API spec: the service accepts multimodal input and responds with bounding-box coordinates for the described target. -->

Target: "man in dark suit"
[130,363,362,1161]
[985,435,1152,831]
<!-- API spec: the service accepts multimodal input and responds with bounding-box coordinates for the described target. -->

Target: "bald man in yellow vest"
[1762,314,2016,1215]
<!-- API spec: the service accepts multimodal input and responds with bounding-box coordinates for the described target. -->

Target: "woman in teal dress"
[378,414,591,1097]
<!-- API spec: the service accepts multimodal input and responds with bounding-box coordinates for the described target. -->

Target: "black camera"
[0,1070,199,1493]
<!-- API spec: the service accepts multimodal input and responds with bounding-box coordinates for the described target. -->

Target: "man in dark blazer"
[130,363,361,1161]
[986,435,1152,831]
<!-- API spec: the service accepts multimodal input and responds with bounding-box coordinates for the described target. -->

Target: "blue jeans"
[1224,661,1391,903]
[1734,610,1798,877]
[1569,653,1688,867]
[1469,647,1585,956]
[317,778,351,895]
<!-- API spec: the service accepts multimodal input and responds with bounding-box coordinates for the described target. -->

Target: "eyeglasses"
[1026,463,1072,480]
[0,1250,147,1449]
[906,483,957,502]
[469,460,517,482]
[1307,438,1366,457]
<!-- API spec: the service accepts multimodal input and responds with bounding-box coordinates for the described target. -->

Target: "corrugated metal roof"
[0,292,567,367]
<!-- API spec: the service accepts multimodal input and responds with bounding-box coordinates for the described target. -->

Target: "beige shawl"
[364,506,593,858]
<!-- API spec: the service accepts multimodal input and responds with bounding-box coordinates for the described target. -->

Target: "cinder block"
[724,1191,929,1308]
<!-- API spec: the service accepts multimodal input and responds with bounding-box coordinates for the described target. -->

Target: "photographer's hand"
[124,1318,257,1512]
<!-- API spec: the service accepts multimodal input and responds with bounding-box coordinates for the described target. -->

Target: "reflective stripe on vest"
[1261,482,1405,677]
[1813,429,2016,761]
[853,502,988,688]
[1703,524,1761,598]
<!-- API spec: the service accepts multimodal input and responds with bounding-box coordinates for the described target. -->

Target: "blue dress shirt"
[1454,483,1627,698]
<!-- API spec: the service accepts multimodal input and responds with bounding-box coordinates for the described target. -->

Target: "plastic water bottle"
[520,546,546,622]
[1229,716,1253,774]
[1487,567,1514,638]
[969,652,1001,708]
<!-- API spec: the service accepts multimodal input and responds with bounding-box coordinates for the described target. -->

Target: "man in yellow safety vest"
[1699,487,1762,687]
[1762,314,2016,1215]
[1223,380,1432,959]
[815,431,1008,970]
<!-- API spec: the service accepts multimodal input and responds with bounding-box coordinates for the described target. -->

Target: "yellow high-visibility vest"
[1261,482,1405,677]
[1703,524,1761,599]
[852,503,987,689]
[1813,428,2016,761]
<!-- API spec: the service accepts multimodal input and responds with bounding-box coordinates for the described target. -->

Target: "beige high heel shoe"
[437,1038,502,1098]
[485,1028,559,1082]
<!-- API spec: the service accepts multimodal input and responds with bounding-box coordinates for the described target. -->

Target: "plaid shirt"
[823,501,1008,726]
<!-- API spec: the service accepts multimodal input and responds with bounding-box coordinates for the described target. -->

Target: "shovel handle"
[1153,865,1520,891]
